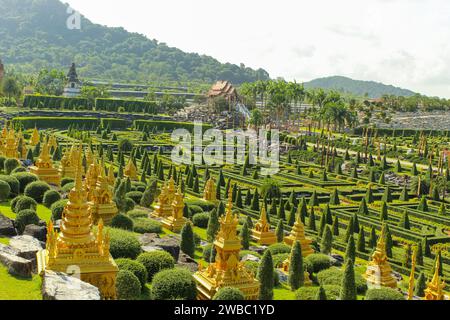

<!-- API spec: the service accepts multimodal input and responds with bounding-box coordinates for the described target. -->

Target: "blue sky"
[65,0,450,97]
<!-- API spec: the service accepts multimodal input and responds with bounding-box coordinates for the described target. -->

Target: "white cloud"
[65,0,450,97]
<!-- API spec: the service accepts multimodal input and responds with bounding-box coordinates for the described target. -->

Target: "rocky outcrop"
[0,243,32,278]
[139,234,181,261]
[0,213,16,237]
[42,271,101,300]
[23,225,47,243]
[9,235,44,271]
[177,252,198,272]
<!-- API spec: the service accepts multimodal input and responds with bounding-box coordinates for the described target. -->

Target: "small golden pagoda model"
[162,188,188,232]
[4,126,19,159]
[29,140,61,186]
[424,253,446,300]
[59,145,77,179]
[36,155,118,300]
[284,213,313,256]
[88,162,118,225]
[85,158,100,201]
[152,178,176,218]
[280,242,312,286]
[107,166,116,187]
[203,177,217,202]
[30,127,40,146]
[48,134,58,150]
[193,189,260,300]
[364,225,397,289]
[124,158,138,181]
[251,206,277,245]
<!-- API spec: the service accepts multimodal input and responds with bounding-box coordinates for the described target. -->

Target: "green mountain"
[0,0,270,84]
[304,76,416,98]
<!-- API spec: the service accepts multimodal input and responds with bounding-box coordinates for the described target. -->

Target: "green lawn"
[0,201,52,222]
[0,238,9,245]
[0,265,42,300]
[274,284,297,300]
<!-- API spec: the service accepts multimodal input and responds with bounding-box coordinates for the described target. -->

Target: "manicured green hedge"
[101,118,129,130]
[134,120,213,132]
[13,117,100,129]
[96,98,158,114]
[23,95,91,110]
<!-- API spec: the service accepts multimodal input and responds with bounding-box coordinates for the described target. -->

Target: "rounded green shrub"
[295,284,341,300]
[192,212,210,228]
[115,258,148,289]
[61,177,74,187]
[15,209,39,234]
[316,267,368,294]
[151,268,197,300]
[14,196,38,213]
[132,218,162,234]
[111,214,134,231]
[125,198,136,212]
[61,182,75,193]
[128,209,149,219]
[137,251,175,281]
[116,270,141,300]
[50,199,68,221]
[11,167,26,174]
[0,180,11,201]
[43,190,61,208]
[4,158,20,175]
[11,172,38,193]
[126,191,143,205]
[267,243,291,255]
[304,254,332,274]
[188,205,203,215]
[213,287,245,300]
[0,175,20,196]
[108,227,141,259]
[365,288,405,300]
[24,181,51,203]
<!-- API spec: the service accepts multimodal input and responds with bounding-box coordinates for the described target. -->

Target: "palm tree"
[1,77,20,106]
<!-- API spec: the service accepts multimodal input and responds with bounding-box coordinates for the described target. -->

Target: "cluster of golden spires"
[364,224,397,289]
[284,211,314,256]
[152,177,177,218]
[194,188,260,300]
[29,136,61,186]
[161,186,188,233]
[59,144,81,179]
[424,252,446,300]
[0,124,26,159]
[203,177,217,202]
[251,206,277,245]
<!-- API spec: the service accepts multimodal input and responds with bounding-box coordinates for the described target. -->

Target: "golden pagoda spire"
[424,252,446,300]
[251,205,277,245]
[124,157,138,180]
[30,139,60,186]
[30,126,40,146]
[284,205,313,255]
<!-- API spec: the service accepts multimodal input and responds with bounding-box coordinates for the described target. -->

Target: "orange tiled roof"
[208,81,238,99]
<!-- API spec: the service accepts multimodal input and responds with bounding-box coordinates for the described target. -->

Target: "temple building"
[161,188,188,233]
[37,153,118,299]
[85,158,100,201]
[194,190,260,300]
[251,206,277,245]
[207,81,239,104]
[284,213,314,257]
[63,63,82,98]
[364,225,397,289]
[203,177,217,202]
[424,253,446,300]
[2,126,19,159]
[152,178,176,218]
[29,140,61,186]
[88,161,118,225]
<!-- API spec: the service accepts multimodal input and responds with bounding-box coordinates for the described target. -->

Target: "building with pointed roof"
[63,63,82,97]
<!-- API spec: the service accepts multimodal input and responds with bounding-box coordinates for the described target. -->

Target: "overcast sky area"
[65,0,450,98]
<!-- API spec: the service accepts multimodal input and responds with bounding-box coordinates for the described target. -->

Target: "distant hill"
[304,76,416,98]
[0,0,270,84]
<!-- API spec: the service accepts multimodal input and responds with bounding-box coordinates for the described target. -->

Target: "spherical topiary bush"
[151,268,197,300]
[213,287,245,300]
[126,191,143,205]
[267,243,291,255]
[192,212,210,228]
[15,209,39,234]
[61,182,75,193]
[295,285,341,300]
[43,190,62,208]
[304,254,332,274]
[127,209,149,219]
[11,172,38,193]
[4,158,20,175]
[125,198,136,213]
[0,180,11,202]
[11,167,26,174]
[365,288,405,300]
[50,199,68,221]
[108,227,141,260]
[188,205,203,215]
[61,178,74,187]
[0,175,20,196]
[116,270,141,300]
[115,258,148,289]
[24,181,51,203]
[316,267,368,294]
[137,251,175,281]
[14,196,38,214]
[111,214,134,231]
[132,218,162,234]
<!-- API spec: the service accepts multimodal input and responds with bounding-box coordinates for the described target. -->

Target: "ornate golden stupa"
[364,225,397,289]
[85,158,100,201]
[193,189,260,300]
[30,127,40,146]
[284,213,313,256]
[203,177,217,202]
[107,166,116,187]
[29,140,61,186]
[88,161,118,225]
[424,253,446,300]
[124,158,138,181]
[36,153,118,300]
[152,177,176,218]
[4,126,19,159]
[48,134,58,151]
[59,145,78,179]
[251,206,277,245]
[280,242,312,286]
[161,188,188,233]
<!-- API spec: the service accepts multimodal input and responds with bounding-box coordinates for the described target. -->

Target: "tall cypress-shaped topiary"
[308,207,316,231]
[351,166,358,179]
[287,206,296,227]
[299,198,307,224]
[368,168,376,183]
[288,241,304,290]
[422,237,431,257]
[309,191,319,207]
[276,220,284,243]
[378,171,386,185]
[352,211,360,234]
[257,250,274,300]
[251,189,260,211]
[277,200,286,221]
[240,221,250,250]
[384,224,393,258]
[318,212,327,238]
[438,202,447,216]
[324,204,333,225]
[399,185,409,201]
[417,196,429,212]
[344,216,354,242]
[340,259,357,300]
[329,188,340,205]
[180,222,195,258]
[320,225,333,255]
[332,215,340,236]
[399,210,410,230]
[381,186,392,203]
[235,188,243,208]
[414,272,427,297]
[365,187,374,204]
[316,285,327,300]
[356,227,366,253]
[369,226,377,248]
[206,209,220,242]
[245,190,252,207]
[358,198,369,215]
[380,201,388,221]
[411,163,418,176]
[345,235,356,262]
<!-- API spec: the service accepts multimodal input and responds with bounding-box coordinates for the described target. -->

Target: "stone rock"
[330,254,344,267]
[9,235,44,270]
[42,271,101,300]
[139,234,180,261]
[249,246,266,255]
[23,225,47,242]
[0,213,16,237]
[0,243,32,278]
[241,254,261,263]
[141,245,164,253]
[177,252,198,273]
[276,269,288,283]
[38,220,47,227]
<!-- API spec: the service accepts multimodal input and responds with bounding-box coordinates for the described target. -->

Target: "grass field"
[0,201,52,222]
[0,265,42,300]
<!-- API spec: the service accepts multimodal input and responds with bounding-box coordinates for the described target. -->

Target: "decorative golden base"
[284,236,314,257]
[365,264,397,289]
[88,203,118,225]
[59,167,76,179]
[251,230,277,246]
[161,216,188,233]
[30,166,61,186]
